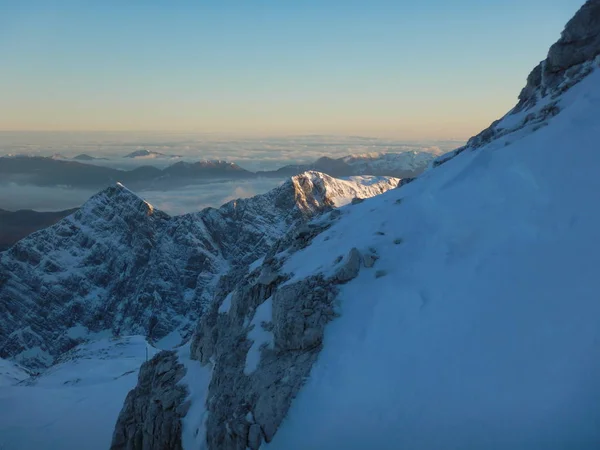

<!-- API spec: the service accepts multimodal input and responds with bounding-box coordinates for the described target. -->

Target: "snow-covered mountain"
[0,151,426,194]
[261,150,440,179]
[110,2,600,449]
[340,150,442,174]
[0,172,399,369]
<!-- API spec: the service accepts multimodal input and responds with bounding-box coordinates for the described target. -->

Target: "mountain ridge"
[0,172,399,369]
[0,151,436,191]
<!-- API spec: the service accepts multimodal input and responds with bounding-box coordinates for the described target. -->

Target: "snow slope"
[0,336,157,450]
[266,67,600,449]
[0,358,30,387]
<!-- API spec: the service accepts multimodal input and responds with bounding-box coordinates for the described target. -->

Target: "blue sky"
[0,0,585,138]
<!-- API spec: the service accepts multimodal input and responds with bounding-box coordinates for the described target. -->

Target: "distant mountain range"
[0,151,438,191]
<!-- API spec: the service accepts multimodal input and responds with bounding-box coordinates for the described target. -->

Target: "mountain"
[0,151,433,192]
[0,208,78,252]
[0,157,127,189]
[340,150,442,174]
[110,3,600,449]
[257,150,440,179]
[0,172,399,369]
[124,150,182,159]
[73,153,107,161]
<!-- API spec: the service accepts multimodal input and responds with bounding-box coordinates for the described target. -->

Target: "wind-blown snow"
[0,337,157,450]
[267,69,600,449]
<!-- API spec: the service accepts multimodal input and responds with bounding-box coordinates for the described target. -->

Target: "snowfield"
[265,69,600,449]
[0,337,157,450]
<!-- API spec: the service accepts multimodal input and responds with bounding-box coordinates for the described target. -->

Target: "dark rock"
[110,351,187,450]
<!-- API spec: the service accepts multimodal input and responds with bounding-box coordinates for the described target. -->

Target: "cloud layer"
[0,179,285,215]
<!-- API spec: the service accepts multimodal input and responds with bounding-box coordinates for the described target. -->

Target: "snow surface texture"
[244,297,274,375]
[0,358,30,387]
[0,171,398,369]
[0,336,157,450]
[266,67,600,450]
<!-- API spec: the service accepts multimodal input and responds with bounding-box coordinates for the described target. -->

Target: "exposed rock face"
[0,172,398,369]
[110,351,188,450]
[0,185,219,368]
[433,0,600,167]
[514,0,600,113]
[110,205,364,450]
[334,247,361,283]
[185,211,363,450]
[191,271,342,449]
[546,0,600,74]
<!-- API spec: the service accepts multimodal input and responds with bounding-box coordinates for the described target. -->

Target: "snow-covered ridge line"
[0,171,399,369]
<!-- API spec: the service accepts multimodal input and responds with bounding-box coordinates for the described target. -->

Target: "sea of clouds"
[0,132,463,214]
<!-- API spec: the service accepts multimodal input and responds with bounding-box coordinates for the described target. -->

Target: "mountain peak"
[289,170,400,212]
[515,0,600,113]
[81,182,162,219]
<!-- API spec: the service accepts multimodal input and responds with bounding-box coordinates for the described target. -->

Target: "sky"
[0,0,586,139]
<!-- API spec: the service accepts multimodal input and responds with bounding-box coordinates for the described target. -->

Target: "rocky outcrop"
[546,0,600,75]
[110,351,188,450]
[515,0,600,113]
[186,213,367,449]
[433,0,600,168]
[192,273,339,449]
[110,205,367,450]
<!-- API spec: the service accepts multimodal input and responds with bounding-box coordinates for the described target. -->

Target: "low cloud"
[0,179,285,215]
[140,179,284,215]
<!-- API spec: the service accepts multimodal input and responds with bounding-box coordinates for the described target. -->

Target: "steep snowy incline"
[0,172,398,369]
[267,68,600,449]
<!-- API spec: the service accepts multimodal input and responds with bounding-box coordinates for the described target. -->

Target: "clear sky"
[0,0,585,139]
